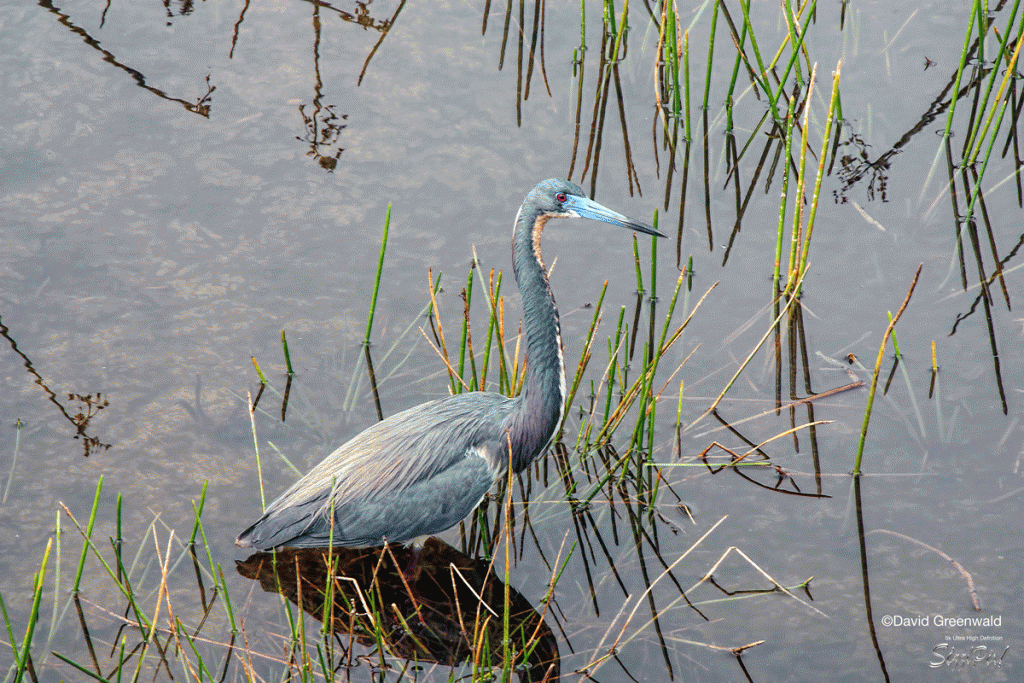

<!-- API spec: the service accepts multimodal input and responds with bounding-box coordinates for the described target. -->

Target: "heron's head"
[527,178,665,238]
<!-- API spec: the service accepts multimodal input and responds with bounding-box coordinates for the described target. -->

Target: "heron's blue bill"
[563,195,665,238]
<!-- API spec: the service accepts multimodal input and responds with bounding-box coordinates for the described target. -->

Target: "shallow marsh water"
[0,1,1022,681]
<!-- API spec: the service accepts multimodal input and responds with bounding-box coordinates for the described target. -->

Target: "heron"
[236,178,664,550]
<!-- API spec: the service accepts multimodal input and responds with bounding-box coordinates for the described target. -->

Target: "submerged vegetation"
[2,0,1022,681]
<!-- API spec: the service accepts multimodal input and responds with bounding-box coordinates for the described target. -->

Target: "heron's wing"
[290,393,513,507]
[239,393,514,548]
[244,440,501,548]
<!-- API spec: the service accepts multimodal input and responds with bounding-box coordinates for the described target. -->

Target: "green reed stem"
[649,217,659,304]
[723,15,748,113]
[701,0,720,113]
[787,70,813,290]
[50,653,107,682]
[669,10,682,122]
[853,265,923,475]
[480,271,501,389]
[44,511,61,667]
[250,356,268,384]
[958,30,1024,245]
[14,537,52,683]
[655,3,686,179]
[966,3,1022,163]
[458,265,475,387]
[675,378,685,434]
[580,0,586,52]
[773,95,797,295]
[603,307,627,428]
[770,0,818,107]
[942,1,979,142]
[740,107,770,156]
[781,0,805,86]
[72,477,103,593]
[599,346,666,447]
[969,25,1024,165]
[177,623,215,680]
[583,448,635,504]
[217,564,238,635]
[656,270,687,376]
[471,256,512,393]
[684,29,692,142]
[248,391,264,510]
[739,0,780,120]
[627,341,653,453]
[0,593,17,666]
[281,329,294,375]
[796,62,842,284]
[363,203,392,347]
[632,234,645,296]
[188,481,208,545]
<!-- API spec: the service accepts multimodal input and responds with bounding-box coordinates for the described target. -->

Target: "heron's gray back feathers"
[237,393,516,549]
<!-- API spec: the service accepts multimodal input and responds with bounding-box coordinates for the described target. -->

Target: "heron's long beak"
[564,195,666,238]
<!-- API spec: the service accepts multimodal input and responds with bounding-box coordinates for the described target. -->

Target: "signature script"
[931,644,1009,669]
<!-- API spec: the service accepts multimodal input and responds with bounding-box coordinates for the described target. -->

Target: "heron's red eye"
[555,192,567,203]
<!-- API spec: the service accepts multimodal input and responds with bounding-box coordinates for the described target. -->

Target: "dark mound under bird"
[236,178,664,550]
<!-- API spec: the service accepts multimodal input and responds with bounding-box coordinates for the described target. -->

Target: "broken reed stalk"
[852,264,924,475]
[868,529,980,610]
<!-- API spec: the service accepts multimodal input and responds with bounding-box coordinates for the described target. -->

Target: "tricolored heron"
[236,178,663,550]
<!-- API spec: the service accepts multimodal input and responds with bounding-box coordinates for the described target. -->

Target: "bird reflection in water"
[236,537,560,682]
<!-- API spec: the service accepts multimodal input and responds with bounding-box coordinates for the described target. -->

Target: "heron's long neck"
[506,208,565,472]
